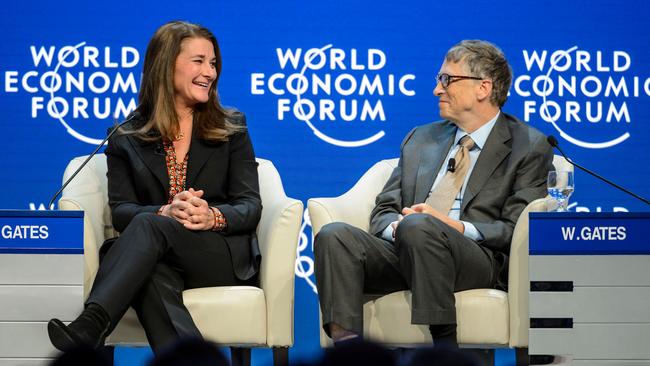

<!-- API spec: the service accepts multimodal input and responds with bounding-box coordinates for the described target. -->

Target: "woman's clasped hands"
[159,188,215,231]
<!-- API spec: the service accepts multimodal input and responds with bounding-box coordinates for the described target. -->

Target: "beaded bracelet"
[210,206,227,231]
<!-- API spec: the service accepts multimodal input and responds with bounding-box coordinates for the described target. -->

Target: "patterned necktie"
[425,135,476,215]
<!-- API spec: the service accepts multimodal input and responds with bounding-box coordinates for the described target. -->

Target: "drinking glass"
[547,171,574,212]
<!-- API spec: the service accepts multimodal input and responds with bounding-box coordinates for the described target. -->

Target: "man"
[314,40,554,347]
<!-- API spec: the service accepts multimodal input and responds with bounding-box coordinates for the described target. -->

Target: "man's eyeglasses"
[436,73,484,88]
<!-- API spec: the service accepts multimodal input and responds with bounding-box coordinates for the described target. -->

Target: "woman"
[48,20,261,353]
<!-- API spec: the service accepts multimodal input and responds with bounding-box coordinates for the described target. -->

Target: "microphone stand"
[47,115,137,210]
[547,136,649,206]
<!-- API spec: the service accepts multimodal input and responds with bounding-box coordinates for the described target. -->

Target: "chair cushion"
[364,289,509,346]
[185,286,267,345]
[106,286,267,346]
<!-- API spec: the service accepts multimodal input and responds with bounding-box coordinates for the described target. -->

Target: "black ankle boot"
[48,303,111,351]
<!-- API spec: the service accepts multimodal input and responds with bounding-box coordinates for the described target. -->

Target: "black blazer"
[104,113,262,280]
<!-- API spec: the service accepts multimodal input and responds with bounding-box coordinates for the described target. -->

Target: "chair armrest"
[308,194,373,236]
[508,197,559,347]
[309,159,397,235]
[509,155,569,346]
[57,154,113,299]
[58,195,103,299]
[256,159,303,347]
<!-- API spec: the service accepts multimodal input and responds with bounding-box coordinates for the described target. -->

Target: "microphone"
[447,158,456,173]
[47,113,139,210]
[154,142,165,156]
[547,136,649,205]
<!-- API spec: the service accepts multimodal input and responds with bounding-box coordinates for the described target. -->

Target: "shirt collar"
[453,111,500,150]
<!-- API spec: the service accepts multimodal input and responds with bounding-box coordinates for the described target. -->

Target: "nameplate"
[0,210,83,254]
[529,212,650,255]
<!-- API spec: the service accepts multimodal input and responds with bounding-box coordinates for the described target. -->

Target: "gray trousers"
[314,213,497,337]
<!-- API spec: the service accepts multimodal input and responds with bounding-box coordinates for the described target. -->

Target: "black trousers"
[314,213,496,337]
[86,213,250,352]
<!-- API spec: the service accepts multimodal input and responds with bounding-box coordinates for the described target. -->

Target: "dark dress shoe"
[48,303,110,351]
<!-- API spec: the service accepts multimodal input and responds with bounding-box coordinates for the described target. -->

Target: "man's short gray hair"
[445,40,512,108]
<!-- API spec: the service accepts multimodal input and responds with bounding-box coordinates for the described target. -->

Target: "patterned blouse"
[161,140,226,231]
[163,140,189,203]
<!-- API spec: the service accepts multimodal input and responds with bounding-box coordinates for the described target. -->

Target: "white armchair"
[57,154,303,366]
[308,155,571,363]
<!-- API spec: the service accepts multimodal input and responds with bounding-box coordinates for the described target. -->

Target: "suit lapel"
[460,114,512,213]
[126,133,218,195]
[128,136,169,194]
[414,122,456,204]
[186,137,218,189]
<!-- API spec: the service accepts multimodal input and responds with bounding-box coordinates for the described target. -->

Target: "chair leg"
[101,345,115,365]
[464,349,494,366]
[230,347,251,366]
[515,347,529,366]
[272,347,289,366]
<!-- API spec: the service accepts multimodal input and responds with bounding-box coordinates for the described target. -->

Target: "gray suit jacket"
[369,112,553,283]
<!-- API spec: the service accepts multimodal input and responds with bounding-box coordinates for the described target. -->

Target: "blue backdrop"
[2,1,649,364]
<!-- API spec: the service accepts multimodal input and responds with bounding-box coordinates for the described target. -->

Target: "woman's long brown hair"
[134,20,242,141]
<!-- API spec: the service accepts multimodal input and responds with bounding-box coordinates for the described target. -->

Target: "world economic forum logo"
[295,208,317,294]
[514,46,649,149]
[250,45,416,147]
[3,42,140,145]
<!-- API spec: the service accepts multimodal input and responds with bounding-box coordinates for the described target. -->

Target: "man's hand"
[401,203,465,234]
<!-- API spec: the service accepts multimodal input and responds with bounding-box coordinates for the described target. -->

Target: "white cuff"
[461,221,484,241]
[382,222,397,242]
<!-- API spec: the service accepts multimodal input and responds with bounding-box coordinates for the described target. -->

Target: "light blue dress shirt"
[382,112,500,242]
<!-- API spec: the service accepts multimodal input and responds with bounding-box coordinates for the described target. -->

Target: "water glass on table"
[548,170,574,212]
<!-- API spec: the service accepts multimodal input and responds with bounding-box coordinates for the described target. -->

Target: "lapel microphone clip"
[447,158,456,173]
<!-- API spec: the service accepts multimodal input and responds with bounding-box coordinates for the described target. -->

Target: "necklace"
[173,131,185,141]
